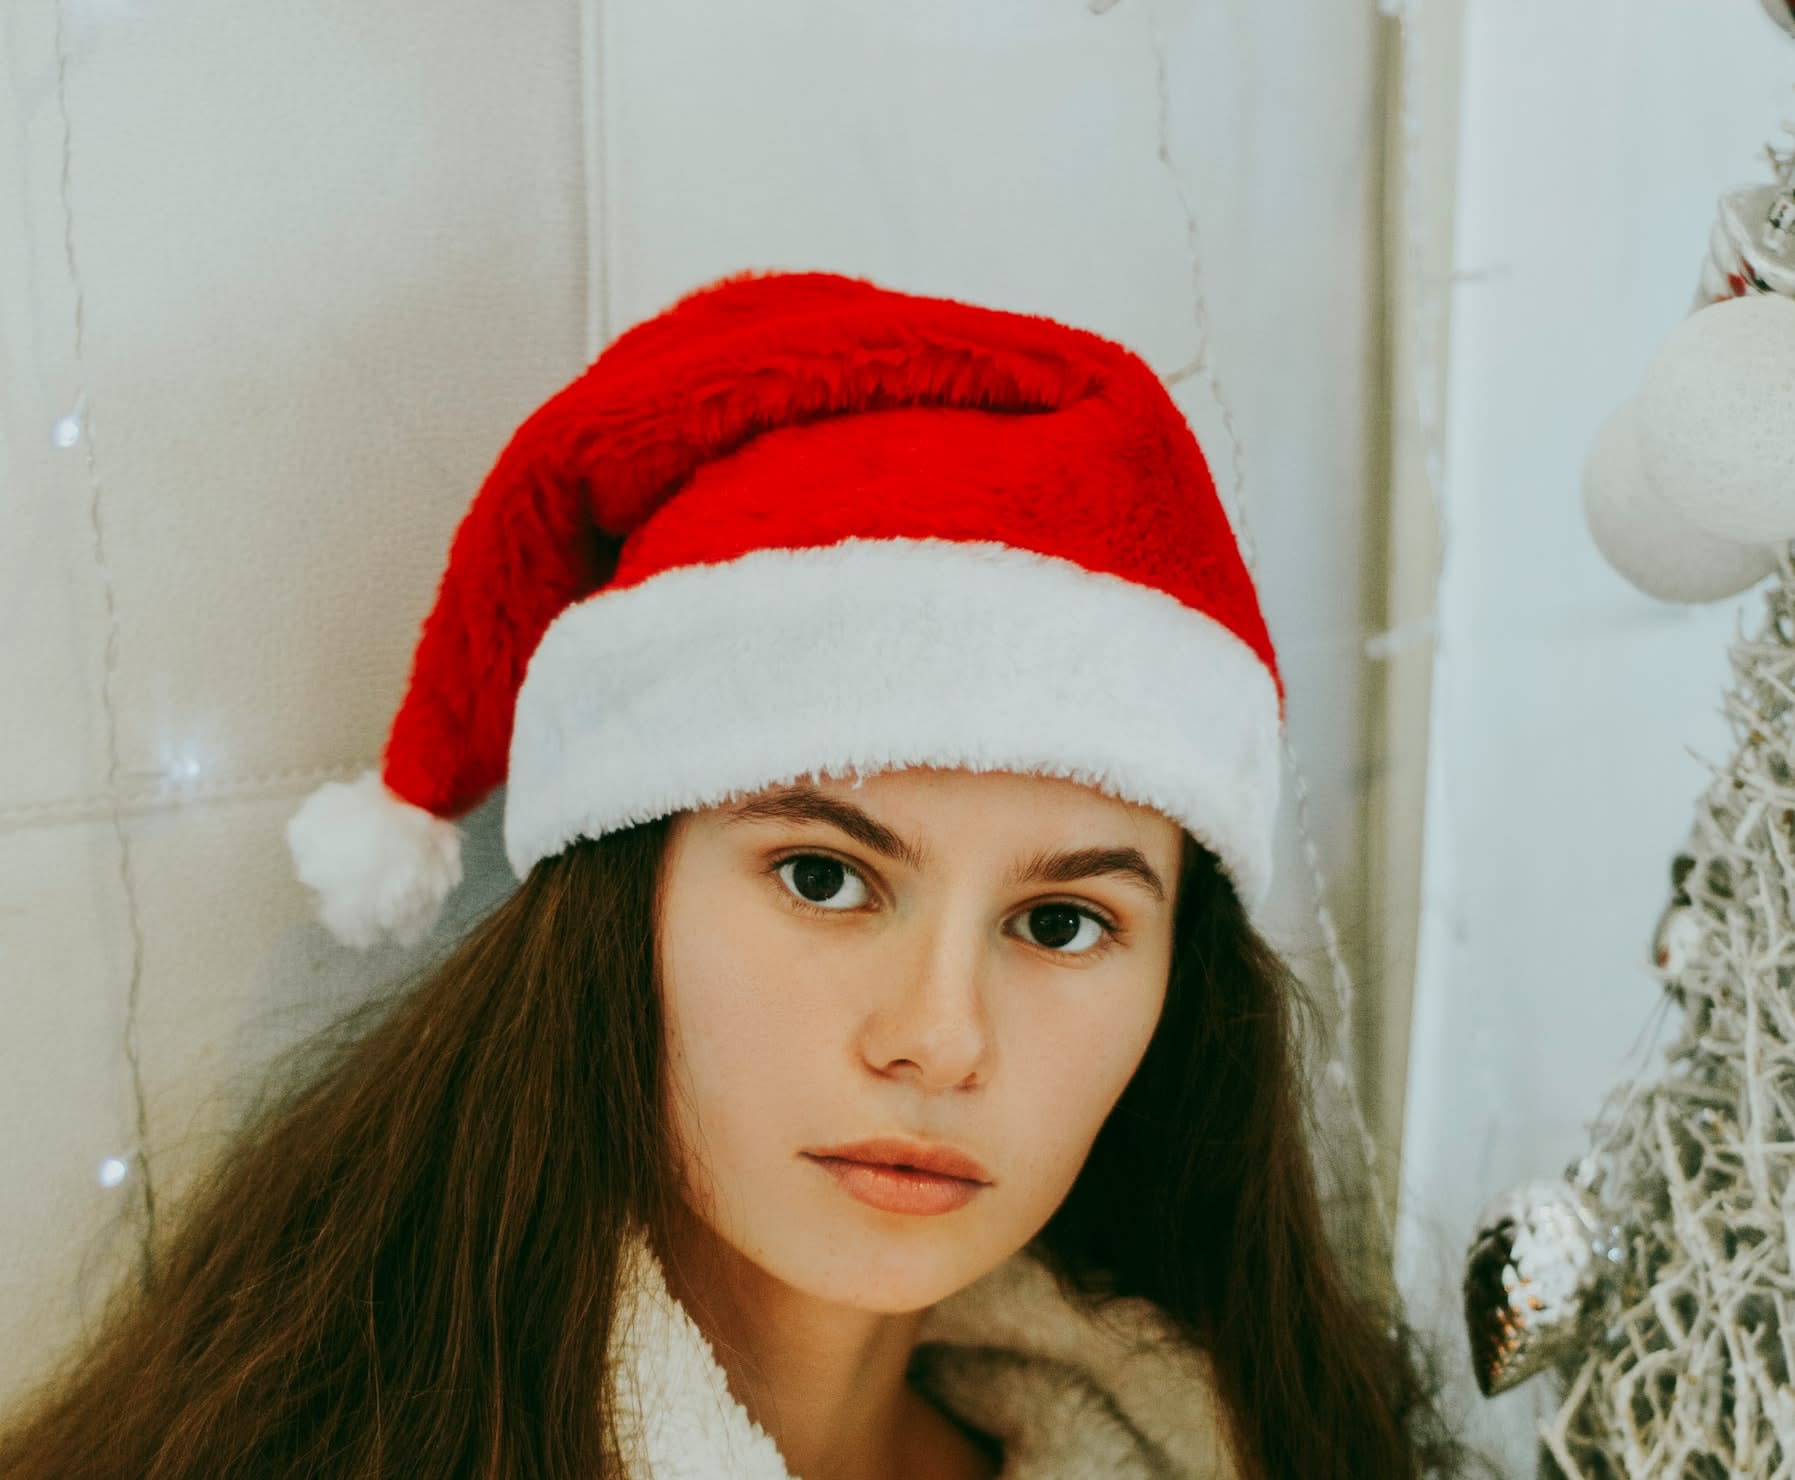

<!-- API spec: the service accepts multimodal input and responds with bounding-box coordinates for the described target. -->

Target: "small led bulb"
[52,414,82,449]
[97,1155,129,1188]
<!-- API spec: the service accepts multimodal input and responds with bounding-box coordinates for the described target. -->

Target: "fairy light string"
[50,0,158,1283]
[1144,0,1428,1262]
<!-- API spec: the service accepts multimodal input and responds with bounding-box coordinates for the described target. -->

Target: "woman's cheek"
[666,925,835,1157]
[685,913,840,1069]
[1028,989,1161,1179]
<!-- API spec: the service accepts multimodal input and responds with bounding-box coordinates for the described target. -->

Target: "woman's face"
[655,766,1183,1312]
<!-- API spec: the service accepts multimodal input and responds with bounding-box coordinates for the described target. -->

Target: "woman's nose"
[858,919,993,1090]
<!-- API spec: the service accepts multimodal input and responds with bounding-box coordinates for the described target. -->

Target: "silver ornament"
[1651,852,1705,979]
[1462,1179,1622,1397]
[1697,183,1795,308]
[1652,905,1705,981]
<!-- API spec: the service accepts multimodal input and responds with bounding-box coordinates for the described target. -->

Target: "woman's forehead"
[685,772,1181,908]
[712,769,1185,867]
[743,766,1165,819]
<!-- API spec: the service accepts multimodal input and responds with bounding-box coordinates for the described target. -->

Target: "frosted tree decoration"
[1533,546,1795,1475]
[1461,85,1795,1476]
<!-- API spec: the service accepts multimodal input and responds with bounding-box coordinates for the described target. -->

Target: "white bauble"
[1582,397,1775,603]
[1635,293,1795,545]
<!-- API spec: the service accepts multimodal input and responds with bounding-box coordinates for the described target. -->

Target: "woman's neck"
[652,1214,991,1480]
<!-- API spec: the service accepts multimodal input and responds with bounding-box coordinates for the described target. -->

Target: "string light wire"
[1144,0,1405,1256]
[50,0,158,1282]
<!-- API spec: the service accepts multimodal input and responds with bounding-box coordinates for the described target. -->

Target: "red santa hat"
[286,268,1286,948]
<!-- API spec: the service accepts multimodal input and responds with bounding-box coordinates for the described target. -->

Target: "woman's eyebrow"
[722,789,930,869]
[1010,845,1166,903]
[720,787,1166,902]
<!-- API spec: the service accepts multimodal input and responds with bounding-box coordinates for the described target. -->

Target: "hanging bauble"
[1581,397,1775,603]
[1698,183,1795,306]
[1650,851,1704,978]
[1652,903,1706,980]
[1634,294,1795,545]
[1463,1178,1622,1397]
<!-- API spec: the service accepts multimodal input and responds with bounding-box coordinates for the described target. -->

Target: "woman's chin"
[758,1222,1000,1314]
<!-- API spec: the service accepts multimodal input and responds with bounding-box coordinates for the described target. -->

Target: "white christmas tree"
[1535,545,1795,1476]
[1462,99,1795,1478]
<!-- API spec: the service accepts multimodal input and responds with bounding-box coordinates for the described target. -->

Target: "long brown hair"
[0,817,1483,1478]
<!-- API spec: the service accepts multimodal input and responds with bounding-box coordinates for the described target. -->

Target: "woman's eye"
[776,854,872,911]
[1013,903,1111,955]
[773,860,1111,953]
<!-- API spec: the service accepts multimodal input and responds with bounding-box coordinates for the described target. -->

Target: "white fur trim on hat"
[504,538,1281,912]
[287,769,464,948]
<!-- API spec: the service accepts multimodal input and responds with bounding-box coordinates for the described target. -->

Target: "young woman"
[0,269,1477,1478]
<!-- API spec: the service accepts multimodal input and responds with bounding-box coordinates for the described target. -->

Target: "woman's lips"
[803,1154,986,1215]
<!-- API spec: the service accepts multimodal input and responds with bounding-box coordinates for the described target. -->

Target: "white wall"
[1395,3,1795,1472]
[0,0,1389,1416]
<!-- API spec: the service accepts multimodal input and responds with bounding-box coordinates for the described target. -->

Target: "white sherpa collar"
[606,1225,1242,1479]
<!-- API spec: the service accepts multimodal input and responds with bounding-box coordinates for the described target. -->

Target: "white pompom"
[286,768,463,948]
[1635,293,1795,544]
[1582,397,1774,603]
